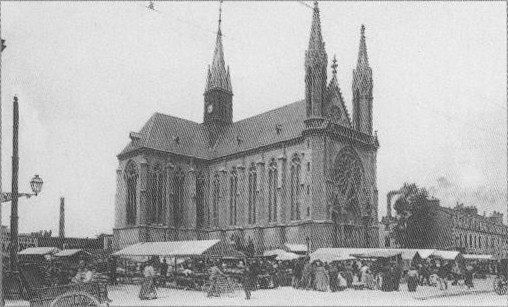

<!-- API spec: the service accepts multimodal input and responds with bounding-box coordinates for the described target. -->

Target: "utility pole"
[0,35,6,305]
[10,96,19,272]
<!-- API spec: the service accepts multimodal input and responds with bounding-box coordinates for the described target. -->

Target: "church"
[113,2,380,254]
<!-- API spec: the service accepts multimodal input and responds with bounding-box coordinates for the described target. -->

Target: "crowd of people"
[23,252,499,302]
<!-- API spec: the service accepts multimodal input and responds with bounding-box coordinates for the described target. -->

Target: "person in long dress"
[139,261,157,300]
[301,260,312,290]
[337,271,347,291]
[314,262,329,292]
[362,268,375,290]
[407,266,419,292]
[328,263,338,292]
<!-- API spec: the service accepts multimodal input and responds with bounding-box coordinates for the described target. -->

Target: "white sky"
[1,1,506,238]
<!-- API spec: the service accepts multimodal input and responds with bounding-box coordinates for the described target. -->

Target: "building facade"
[380,200,508,259]
[113,3,380,254]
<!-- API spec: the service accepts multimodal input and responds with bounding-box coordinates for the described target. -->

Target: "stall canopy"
[311,248,437,262]
[54,249,91,258]
[19,247,60,256]
[352,250,402,259]
[263,249,286,258]
[431,250,461,260]
[113,239,245,258]
[463,254,493,260]
[277,252,301,261]
[310,250,356,263]
[284,244,308,254]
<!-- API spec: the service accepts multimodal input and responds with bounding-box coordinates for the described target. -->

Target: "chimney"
[59,197,65,238]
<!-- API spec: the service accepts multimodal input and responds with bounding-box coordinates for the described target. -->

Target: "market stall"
[113,239,245,290]
[19,247,61,263]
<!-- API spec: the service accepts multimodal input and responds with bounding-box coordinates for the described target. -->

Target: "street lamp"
[2,97,43,300]
[29,175,43,196]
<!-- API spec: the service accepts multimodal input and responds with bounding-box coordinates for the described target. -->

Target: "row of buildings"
[380,201,508,259]
[0,226,113,255]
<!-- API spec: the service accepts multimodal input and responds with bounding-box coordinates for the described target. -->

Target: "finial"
[361,24,365,35]
[219,0,223,28]
[314,1,319,8]
[331,55,338,75]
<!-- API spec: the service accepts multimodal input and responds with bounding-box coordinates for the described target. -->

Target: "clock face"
[207,104,213,113]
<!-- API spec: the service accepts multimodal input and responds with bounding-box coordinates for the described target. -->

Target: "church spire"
[204,0,233,139]
[356,24,370,69]
[205,0,232,94]
[352,24,373,135]
[308,1,325,51]
[305,1,328,118]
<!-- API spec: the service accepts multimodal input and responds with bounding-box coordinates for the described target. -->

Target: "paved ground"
[6,277,508,306]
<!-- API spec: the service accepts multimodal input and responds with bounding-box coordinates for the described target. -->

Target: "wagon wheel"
[494,276,507,295]
[50,291,101,307]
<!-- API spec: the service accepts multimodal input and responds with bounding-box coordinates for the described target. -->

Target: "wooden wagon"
[19,263,110,307]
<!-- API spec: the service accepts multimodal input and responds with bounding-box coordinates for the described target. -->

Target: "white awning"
[19,247,60,255]
[352,250,402,259]
[113,239,245,258]
[263,249,287,257]
[284,244,308,253]
[310,251,356,263]
[277,252,301,261]
[463,254,493,260]
[431,250,461,260]
[54,249,90,257]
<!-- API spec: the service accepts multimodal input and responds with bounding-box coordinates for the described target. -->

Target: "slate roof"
[119,100,307,160]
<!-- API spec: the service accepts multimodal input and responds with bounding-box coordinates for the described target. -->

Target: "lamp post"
[0,35,6,305]
[2,96,43,299]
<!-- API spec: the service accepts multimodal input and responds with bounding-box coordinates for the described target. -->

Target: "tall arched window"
[229,168,238,225]
[290,155,301,220]
[248,165,257,224]
[268,160,278,222]
[469,234,473,248]
[149,163,165,225]
[125,161,138,226]
[196,172,205,228]
[212,172,220,227]
[174,168,185,228]
[331,147,364,226]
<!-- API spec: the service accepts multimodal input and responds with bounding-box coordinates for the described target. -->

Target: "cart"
[494,259,508,295]
[19,263,110,307]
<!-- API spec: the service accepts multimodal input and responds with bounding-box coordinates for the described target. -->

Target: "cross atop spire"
[357,24,370,69]
[218,0,223,34]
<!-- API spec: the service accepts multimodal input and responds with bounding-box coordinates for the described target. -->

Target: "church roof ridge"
[232,99,305,125]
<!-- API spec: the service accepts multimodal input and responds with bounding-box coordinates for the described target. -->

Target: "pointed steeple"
[204,1,233,137]
[352,24,373,135]
[305,1,328,118]
[205,1,232,94]
[308,1,325,51]
[356,24,370,70]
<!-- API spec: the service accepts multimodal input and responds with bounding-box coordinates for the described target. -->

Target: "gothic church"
[113,2,380,253]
